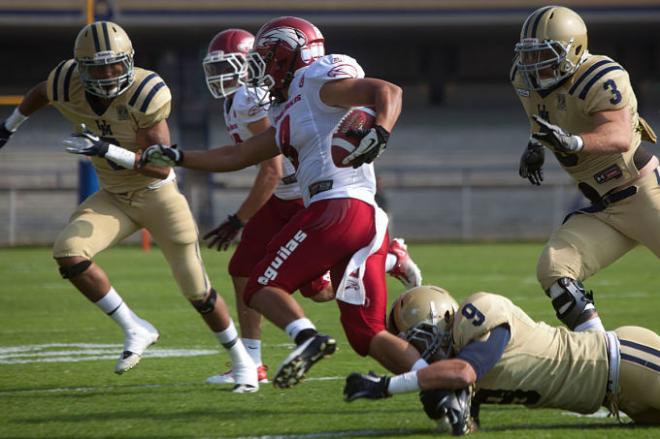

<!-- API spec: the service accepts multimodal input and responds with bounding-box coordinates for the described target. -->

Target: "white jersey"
[224,85,300,200]
[268,54,377,207]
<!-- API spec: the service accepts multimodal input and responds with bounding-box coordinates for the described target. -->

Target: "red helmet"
[203,28,254,98]
[247,16,324,101]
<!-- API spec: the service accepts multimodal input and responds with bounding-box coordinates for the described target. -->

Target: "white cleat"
[388,238,423,289]
[231,361,259,393]
[206,364,269,385]
[114,319,159,375]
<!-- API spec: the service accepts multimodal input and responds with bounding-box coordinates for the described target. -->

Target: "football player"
[141,16,428,388]
[200,29,423,386]
[512,6,659,332]
[344,286,660,430]
[0,21,258,392]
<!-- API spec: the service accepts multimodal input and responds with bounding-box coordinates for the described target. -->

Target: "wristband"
[105,144,137,169]
[5,107,28,132]
[228,214,244,229]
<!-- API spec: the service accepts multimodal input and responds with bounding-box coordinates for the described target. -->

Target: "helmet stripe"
[101,21,111,52]
[50,60,66,102]
[91,23,101,52]
[139,82,166,112]
[568,60,614,95]
[62,61,77,102]
[128,73,158,107]
[578,65,624,100]
[530,6,553,39]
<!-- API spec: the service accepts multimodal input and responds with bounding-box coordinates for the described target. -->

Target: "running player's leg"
[53,190,158,374]
[537,213,635,331]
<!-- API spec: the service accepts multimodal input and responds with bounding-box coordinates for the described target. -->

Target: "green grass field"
[0,243,658,439]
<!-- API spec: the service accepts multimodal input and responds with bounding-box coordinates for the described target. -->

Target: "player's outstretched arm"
[136,119,175,179]
[579,107,633,153]
[0,81,49,150]
[142,127,280,172]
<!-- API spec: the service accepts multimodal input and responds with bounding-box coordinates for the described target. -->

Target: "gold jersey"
[511,53,655,198]
[452,292,608,414]
[47,60,172,193]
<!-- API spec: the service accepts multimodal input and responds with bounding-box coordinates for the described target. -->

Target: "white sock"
[574,317,605,332]
[242,338,262,365]
[385,253,397,272]
[94,287,137,332]
[284,318,316,342]
[216,321,254,367]
[387,370,420,395]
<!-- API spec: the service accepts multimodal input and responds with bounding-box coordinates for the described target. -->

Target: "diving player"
[512,6,659,332]
[0,21,257,392]
[344,286,660,430]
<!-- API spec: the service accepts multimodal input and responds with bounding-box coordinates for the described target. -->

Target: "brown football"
[331,107,376,168]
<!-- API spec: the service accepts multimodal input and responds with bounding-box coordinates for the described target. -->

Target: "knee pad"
[192,288,217,314]
[546,277,596,330]
[58,260,92,279]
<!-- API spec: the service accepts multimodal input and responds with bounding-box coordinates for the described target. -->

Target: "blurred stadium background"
[1,0,659,245]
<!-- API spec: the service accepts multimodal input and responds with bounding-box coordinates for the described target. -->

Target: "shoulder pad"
[305,54,365,82]
[452,293,513,351]
[567,55,626,101]
[232,86,269,121]
[47,59,78,103]
[126,68,171,114]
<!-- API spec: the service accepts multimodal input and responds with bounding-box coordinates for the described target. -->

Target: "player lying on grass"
[344,286,660,434]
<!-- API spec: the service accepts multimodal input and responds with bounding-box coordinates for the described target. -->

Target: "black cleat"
[273,334,337,389]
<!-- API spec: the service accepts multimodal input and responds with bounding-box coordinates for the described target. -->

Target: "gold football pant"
[53,181,210,300]
[614,326,660,424]
[537,169,660,289]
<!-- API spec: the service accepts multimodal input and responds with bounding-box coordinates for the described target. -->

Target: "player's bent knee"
[57,259,92,279]
[191,288,217,314]
[546,277,596,330]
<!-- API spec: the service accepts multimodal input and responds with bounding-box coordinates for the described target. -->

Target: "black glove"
[420,388,474,436]
[344,125,390,168]
[203,214,244,251]
[532,115,583,154]
[62,125,110,157]
[519,139,545,186]
[343,371,391,402]
[0,123,13,149]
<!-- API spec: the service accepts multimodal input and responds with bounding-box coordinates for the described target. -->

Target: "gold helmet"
[387,285,459,361]
[74,21,135,98]
[514,6,588,90]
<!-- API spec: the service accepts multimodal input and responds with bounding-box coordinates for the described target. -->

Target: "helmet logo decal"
[257,26,307,51]
[237,37,254,54]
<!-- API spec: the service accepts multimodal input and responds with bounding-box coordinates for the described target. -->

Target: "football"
[331,107,376,168]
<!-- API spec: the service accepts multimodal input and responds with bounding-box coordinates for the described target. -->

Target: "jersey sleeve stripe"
[101,21,111,51]
[620,338,660,357]
[51,60,66,102]
[128,73,158,107]
[578,65,624,99]
[139,82,166,112]
[62,61,77,102]
[530,6,553,38]
[621,353,660,372]
[91,23,101,52]
[568,60,613,96]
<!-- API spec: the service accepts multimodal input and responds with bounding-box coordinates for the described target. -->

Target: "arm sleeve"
[456,324,510,380]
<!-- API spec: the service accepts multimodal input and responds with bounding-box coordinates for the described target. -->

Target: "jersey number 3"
[603,79,622,105]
